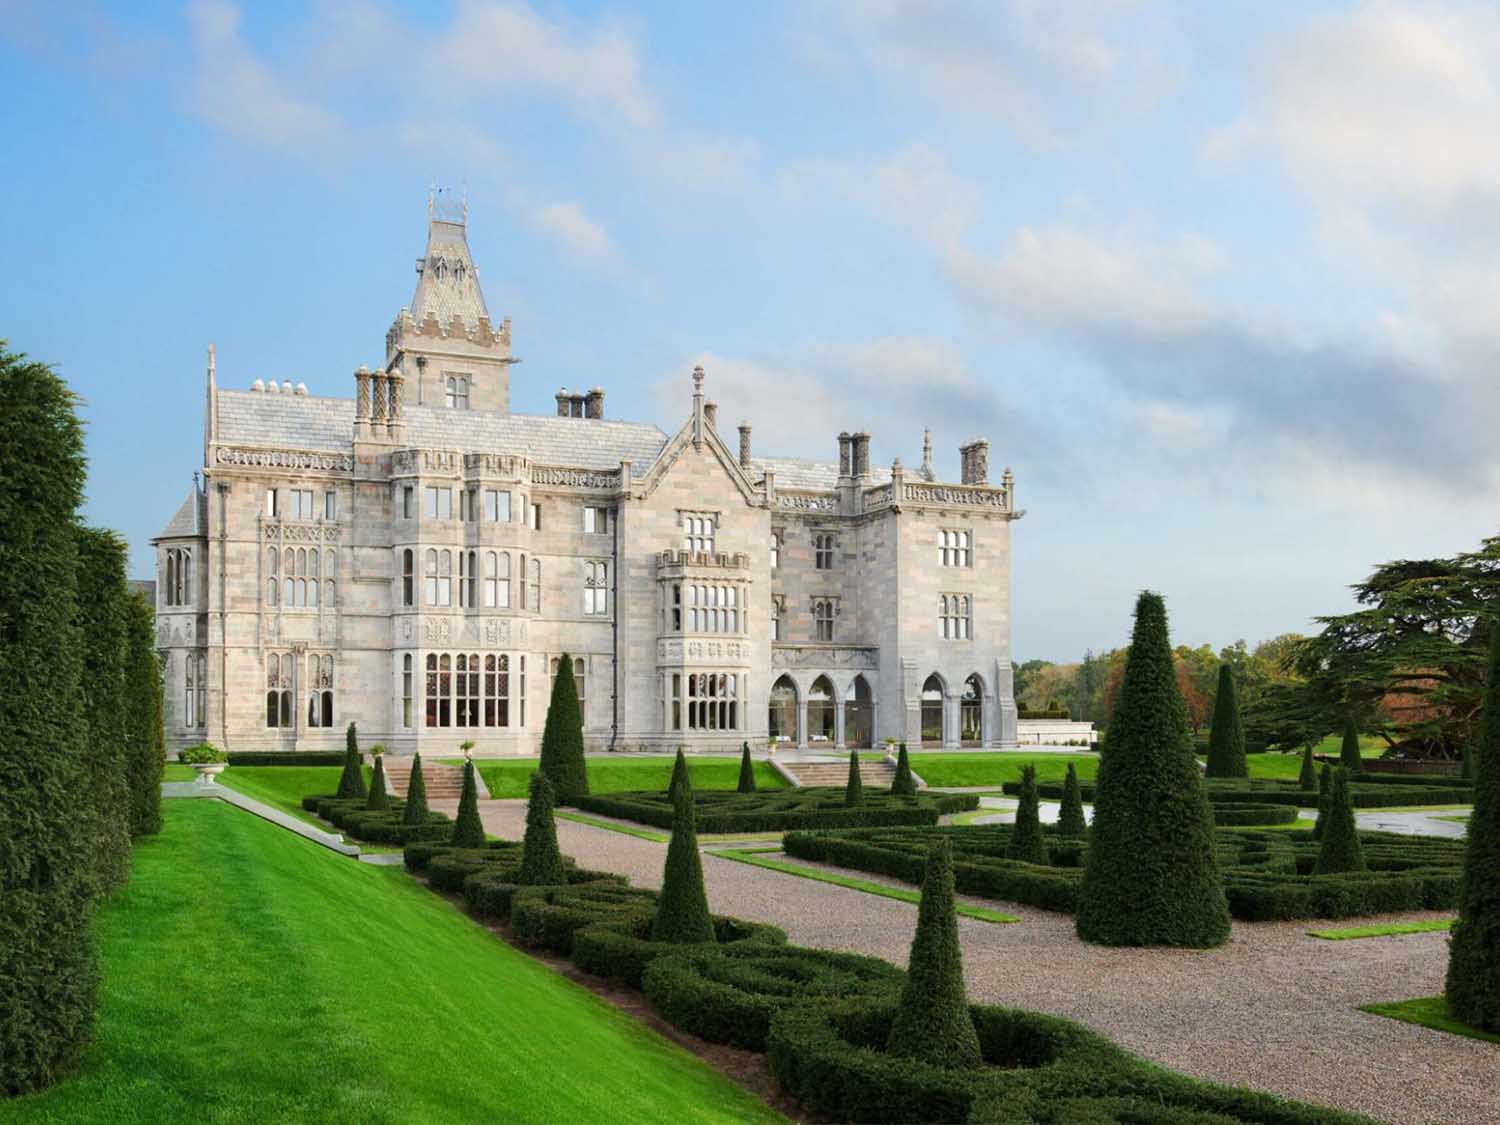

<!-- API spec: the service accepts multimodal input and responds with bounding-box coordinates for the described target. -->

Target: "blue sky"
[3,0,1497,661]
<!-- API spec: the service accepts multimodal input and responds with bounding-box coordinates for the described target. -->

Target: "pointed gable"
[155,484,203,541]
[410,202,489,331]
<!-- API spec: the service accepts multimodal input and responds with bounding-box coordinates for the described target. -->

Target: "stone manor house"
[152,203,1023,757]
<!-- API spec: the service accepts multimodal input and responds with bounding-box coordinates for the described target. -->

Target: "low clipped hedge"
[509,882,663,954]
[641,943,905,1051]
[301,794,453,844]
[574,787,978,833]
[1212,803,1298,827]
[783,825,1464,922]
[570,913,788,989]
[768,999,1368,1125]
[402,840,521,876]
[227,751,345,766]
[1006,776,1473,810]
[463,865,627,921]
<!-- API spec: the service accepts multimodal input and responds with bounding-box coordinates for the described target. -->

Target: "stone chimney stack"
[585,386,605,419]
[704,400,718,428]
[354,366,371,440]
[838,432,853,478]
[851,431,871,478]
[371,369,388,434]
[387,369,404,441]
[959,439,990,485]
[738,423,752,468]
[556,387,570,417]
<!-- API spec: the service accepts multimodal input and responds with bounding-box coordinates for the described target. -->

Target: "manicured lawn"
[1310,919,1454,941]
[1361,996,1500,1045]
[215,765,355,827]
[162,763,197,781]
[858,751,1098,788]
[6,800,781,1123]
[467,756,788,798]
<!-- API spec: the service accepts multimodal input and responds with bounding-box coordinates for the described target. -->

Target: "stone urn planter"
[193,762,227,785]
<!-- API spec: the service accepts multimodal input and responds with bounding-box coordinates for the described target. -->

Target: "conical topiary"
[365,749,389,811]
[887,839,981,1067]
[337,723,366,799]
[1447,620,1500,1031]
[1057,761,1087,837]
[450,759,486,848]
[891,742,917,797]
[519,771,567,886]
[667,747,690,801]
[737,741,756,793]
[1313,764,1332,841]
[1340,716,1363,774]
[402,753,429,825]
[1007,765,1046,864]
[1076,592,1230,948]
[539,652,589,802]
[1297,743,1317,791]
[652,777,715,944]
[1204,664,1247,779]
[845,750,864,806]
[1314,767,1365,874]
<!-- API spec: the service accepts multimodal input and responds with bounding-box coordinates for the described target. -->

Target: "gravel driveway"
[439,798,1492,1125]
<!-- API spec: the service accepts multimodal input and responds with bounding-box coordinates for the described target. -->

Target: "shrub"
[1447,620,1500,1031]
[891,742,917,797]
[1057,762,1086,837]
[1313,765,1332,841]
[1205,663,1248,779]
[225,752,345,766]
[652,780,715,944]
[179,742,227,765]
[1314,769,1365,875]
[519,771,567,886]
[464,864,627,921]
[1076,592,1229,948]
[576,789,977,834]
[402,753,429,825]
[571,914,787,989]
[511,882,662,954]
[1213,803,1298,827]
[1298,744,1317,791]
[336,724,365,799]
[667,746,689,802]
[1006,766,1046,864]
[450,759,486,848]
[737,742,756,793]
[366,752,390,811]
[845,750,865,807]
[403,839,519,876]
[122,591,163,837]
[539,651,588,802]
[1340,716,1363,774]
[642,944,904,1051]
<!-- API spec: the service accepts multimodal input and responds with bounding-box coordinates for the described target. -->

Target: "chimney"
[838,432,852,477]
[738,423,752,468]
[556,387,570,417]
[387,369,404,441]
[585,386,605,419]
[354,366,371,439]
[959,439,989,485]
[371,370,388,432]
[704,400,718,428]
[851,431,871,478]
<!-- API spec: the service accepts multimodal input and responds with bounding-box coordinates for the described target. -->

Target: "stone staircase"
[381,758,472,801]
[776,758,907,790]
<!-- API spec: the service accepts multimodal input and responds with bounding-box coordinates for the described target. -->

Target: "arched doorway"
[844,675,873,748]
[961,674,984,746]
[769,675,798,744]
[921,674,945,746]
[807,676,836,745]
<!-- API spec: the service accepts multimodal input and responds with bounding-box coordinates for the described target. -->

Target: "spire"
[203,342,218,468]
[411,190,489,331]
[919,427,936,481]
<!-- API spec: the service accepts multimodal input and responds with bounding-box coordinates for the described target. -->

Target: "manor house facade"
[153,203,1022,757]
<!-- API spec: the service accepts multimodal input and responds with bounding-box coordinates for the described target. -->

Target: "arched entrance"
[769,675,798,744]
[921,674,945,746]
[844,675,873,748]
[961,674,984,746]
[807,676,836,745]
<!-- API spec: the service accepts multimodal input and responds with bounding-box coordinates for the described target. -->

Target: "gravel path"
[440,799,1492,1125]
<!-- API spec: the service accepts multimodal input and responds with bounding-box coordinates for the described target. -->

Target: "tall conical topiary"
[891,742,917,797]
[1297,743,1317,791]
[887,839,981,1067]
[336,723,366,799]
[122,591,164,837]
[737,741,757,793]
[519,771,567,886]
[1006,765,1047,863]
[0,346,98,1094]
[450,759,486,848]
[402,753,429,825]
[1314,768,1365,874]
[539,653,588,802]
[1340,716,1363,774]
[76,527,132,896]
[1057,761,1087,837]
[1076,592,1230,948]
[1312,764,1332,841]
[1447,620,1500,1031]
[1204,664,1247,779]
[844,750,864,806]
[652,776,715,944]
[365,750,389,811]
[667,746,690,801]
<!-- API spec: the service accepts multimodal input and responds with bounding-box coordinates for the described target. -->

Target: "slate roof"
[748,456,892,492]
[410,216,489,330]
[156,484,204,540]
[216,390,669,476]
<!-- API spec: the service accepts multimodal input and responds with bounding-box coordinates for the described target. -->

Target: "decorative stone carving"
[531,466,620,489]
[216,447,353,473]
[268,523,342,542]
[903,483,1010,509]
[423,619,452,644]
[657,637,750,665]
[772,644,878,670]
[776,492,839,511]
[401,618,413,640]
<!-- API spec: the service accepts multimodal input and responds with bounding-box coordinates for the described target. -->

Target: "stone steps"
[778,759,900,789]
[381,759,469,800]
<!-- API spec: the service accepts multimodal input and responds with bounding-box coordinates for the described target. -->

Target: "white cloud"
[522,200,620,270]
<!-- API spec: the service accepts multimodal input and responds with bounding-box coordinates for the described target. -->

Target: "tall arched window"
[813,598,835,642]
[266,548,279,606]
[402,653,413,728]
[961,675,984,745]
[184,654,197,729]
[528,559,541,612]
[307,549,319,608]
[445,374,470,410]
[165,551,175,607]
[402,548,414,606]
[460,550,477,608]
[266,653,292,728]
[438,550,453,606]
[519,554,528,608]
[921,675,945,745]
[425,549,438,605]
[769,675,798,743]
[807,676,836,744]
[845,675,872,749]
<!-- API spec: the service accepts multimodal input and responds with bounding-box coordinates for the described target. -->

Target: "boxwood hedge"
[1007,776,1473,810]
[300,794,454,845]
[574,787,978,833]
[1212,804,1298,827]
[508,882,662,954]
[228,751,345,766]
[569,913,788,989]
[782,824,1463,922]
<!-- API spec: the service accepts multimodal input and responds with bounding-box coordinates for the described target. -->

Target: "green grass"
[556,810,670,843]
[463,756,788,798]
[6,800,781,1123]
[1435,814,1471,824]
[709,848,1019,924]
[1310,918,1454,940]
[1361,996,1500,1045]
[853,751,1098,789]
[162,763,196,781]
[214,765,352,828]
